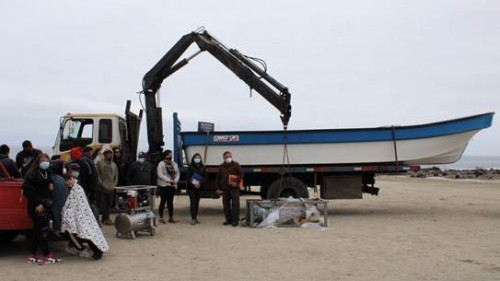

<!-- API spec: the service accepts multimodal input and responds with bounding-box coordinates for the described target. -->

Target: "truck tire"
[266,177,309,199]
[0,231,18,244]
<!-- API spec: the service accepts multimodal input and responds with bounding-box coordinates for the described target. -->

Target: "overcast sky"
[1,0,498,157]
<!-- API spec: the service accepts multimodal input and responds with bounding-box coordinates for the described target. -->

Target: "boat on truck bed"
[177,112,494,166]
[175,112,494,199]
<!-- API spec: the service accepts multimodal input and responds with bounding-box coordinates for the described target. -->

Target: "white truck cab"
[53,113,130,161]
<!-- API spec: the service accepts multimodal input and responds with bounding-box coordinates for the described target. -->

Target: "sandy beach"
[1,176,499,281]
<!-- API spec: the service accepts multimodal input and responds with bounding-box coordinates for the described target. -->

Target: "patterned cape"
[61,183,109,252]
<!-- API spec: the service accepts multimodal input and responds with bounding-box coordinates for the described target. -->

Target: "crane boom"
[142,29,292,161]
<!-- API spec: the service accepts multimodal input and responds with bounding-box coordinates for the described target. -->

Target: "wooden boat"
[176,112,494,166]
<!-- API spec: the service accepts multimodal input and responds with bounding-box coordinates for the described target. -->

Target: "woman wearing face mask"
[23,153,62,264]
[157,150,180,224]
[186,153,206,225]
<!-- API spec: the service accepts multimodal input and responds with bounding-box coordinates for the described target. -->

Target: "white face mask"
[39,161,50,170]
[137,158,144,163]
[194,157,201,164]
[225,157,232,163]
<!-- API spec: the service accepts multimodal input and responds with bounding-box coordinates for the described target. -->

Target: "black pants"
[99,191,114,222]
[158,186,175,219]
[67,232,103,258]
[222,189,240,224]
[188,188,201,220]
[29,212,50,256]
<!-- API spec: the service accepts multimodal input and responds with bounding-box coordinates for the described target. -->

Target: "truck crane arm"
[142,29,292,160]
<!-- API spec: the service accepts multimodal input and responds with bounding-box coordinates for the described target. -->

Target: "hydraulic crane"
[141,28,292,162]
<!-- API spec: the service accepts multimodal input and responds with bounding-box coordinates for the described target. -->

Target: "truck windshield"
[59,118,94,151]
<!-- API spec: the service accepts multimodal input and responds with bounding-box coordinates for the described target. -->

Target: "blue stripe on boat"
[180,112,494,146]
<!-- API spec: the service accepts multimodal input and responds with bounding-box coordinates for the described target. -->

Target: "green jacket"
[96,158,118,193]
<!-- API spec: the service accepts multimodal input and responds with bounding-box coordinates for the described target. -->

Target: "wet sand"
[1,176,499,281]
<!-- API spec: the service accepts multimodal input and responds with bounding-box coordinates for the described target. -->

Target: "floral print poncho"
[61,183,109,252]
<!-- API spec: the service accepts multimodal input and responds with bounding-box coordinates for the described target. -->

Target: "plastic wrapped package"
[246,198,328,228]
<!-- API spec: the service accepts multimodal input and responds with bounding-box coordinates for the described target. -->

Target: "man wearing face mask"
[216,151,244,227]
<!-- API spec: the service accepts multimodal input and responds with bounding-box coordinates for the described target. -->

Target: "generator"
[114,185,157,239]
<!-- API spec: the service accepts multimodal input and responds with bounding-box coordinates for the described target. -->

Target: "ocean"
[422,155,500,170]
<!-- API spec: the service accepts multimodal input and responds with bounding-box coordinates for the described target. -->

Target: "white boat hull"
[184,130,480,166]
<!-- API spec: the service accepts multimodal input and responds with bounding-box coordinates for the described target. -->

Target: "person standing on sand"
[80,146,99,204]
[157,150,179,224]
[216,151,244,227]
[113,147,128,187]
[96,148,118,225]
[48,160,69,234]
[16,140,41,177]
[186,153,206,225]
[23,153,62,264]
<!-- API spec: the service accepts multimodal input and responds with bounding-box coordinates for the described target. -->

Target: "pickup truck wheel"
[266,177,309,199]
[0,231,18,244]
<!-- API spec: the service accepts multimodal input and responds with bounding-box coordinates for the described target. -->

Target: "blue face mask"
[39,161,50,170]
[72,172,80,178]
[194,158,201,164]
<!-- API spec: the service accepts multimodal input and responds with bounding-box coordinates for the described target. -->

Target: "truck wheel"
[0,231,18,244]
[266,177,309,199]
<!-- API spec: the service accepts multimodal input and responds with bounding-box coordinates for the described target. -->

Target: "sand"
[1,176,499,281]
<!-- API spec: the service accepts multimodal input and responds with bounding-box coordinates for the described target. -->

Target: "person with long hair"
[156,150,179,224]
[23,153,62,264]
[186,153,206,225]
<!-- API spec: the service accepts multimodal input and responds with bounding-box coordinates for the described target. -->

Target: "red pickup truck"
[0,163,32,243]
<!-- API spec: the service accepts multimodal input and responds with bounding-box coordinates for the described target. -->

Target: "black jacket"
[16,149,41,177]
[23,168,53,215]
[114,158,128,187]
[79,155,98,199]
[186,163,207,190]
[0,154,21,178]
[127,161,154,185]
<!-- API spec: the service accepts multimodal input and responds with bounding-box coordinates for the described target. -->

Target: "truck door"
[98,118,113,145]
[58,118,95,152]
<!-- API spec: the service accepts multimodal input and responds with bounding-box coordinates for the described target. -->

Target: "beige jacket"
[157,160,179,188]
[96,158,118,193]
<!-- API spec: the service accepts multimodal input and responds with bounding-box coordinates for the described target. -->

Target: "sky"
[1,0,499,157]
